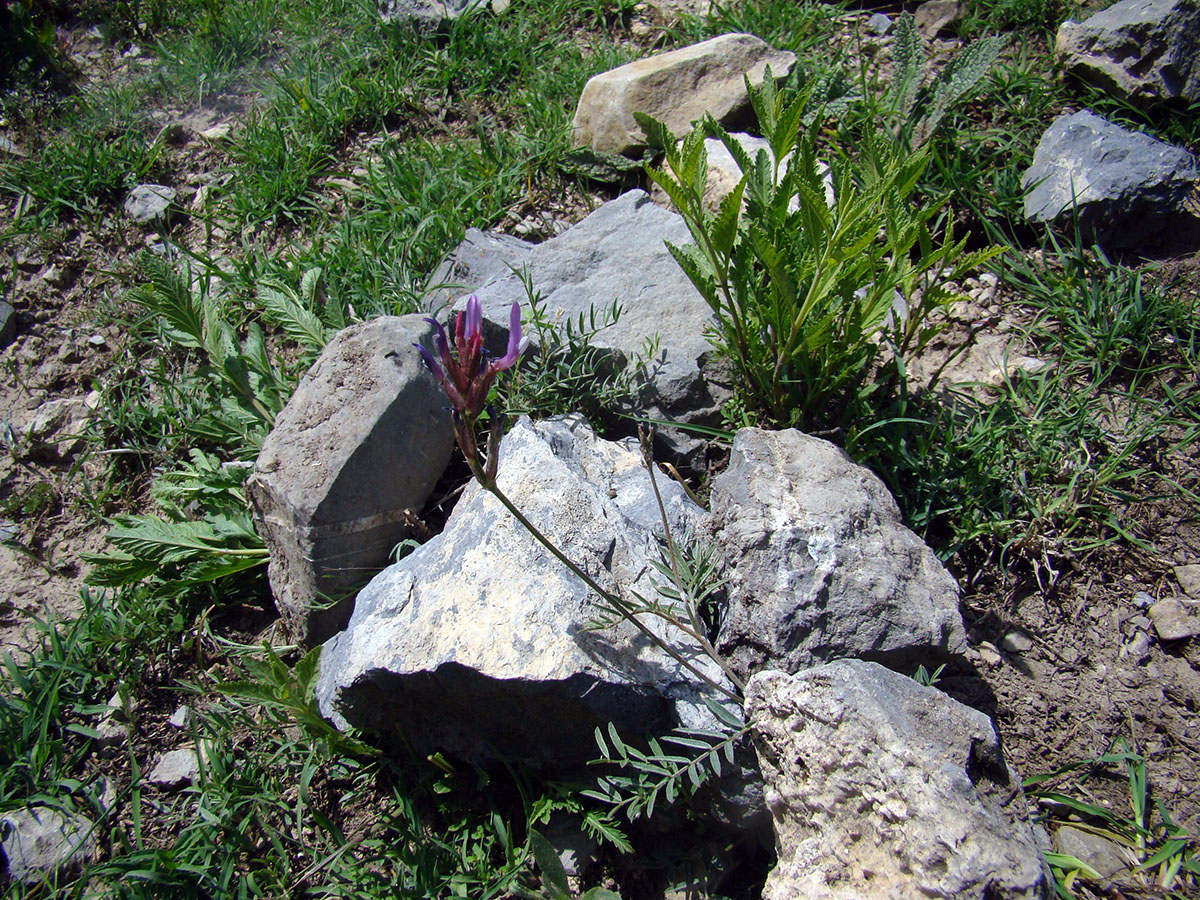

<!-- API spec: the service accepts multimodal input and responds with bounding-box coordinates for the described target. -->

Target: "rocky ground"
[1,2,1199,894]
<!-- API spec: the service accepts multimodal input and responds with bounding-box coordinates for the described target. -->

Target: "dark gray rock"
[123,184,177,224]
[452,190,730,454]
[1022,110,1200,249]
[747,662,1051,900]
[249,316,455,645]
[1054,825,1130,879]
[424,227,534,315]
[0,299,15,349]
[1056,0,1200,104]
[0,807,96,885]
[316,415,733,769]
[708,427,967,681]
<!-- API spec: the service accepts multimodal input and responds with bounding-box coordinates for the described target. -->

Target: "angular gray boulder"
[315,415,732,769]
[249,316,455,645]
[378,0,489,25]
[424,227,534,315]
[747,662,1050,900]
[1056,0,1200,104]
[0,807,96,885]
[708,427,966,681]
[571,34,795,156]
[1022,110,1199,248]
[450,190,729,445]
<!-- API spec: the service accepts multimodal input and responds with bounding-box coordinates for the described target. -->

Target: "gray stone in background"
[249,316,455,646]
[866,12,893,34]
[1056,0,1200,104]
[915,0,964,37]
[747,662,1050,900]
[148,747,202,788]
[1149,596,1200,641]
[424,227,534,315]
[1175,563,1200,597]
[451,190,729,451]
[316,415,733,769]
[378,0,489,25]
[571,34,795,156]
[1022,110,1199,249]
[0,299,15,349]
[0,807,96,885]
[123,184,177,224]
[708,427,966,681]
[1054,825,1130,880]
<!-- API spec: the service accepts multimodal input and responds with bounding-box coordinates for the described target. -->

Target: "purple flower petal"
[464,294,483,344]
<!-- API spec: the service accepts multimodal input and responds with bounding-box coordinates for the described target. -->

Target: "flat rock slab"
[316,415,731,769]
[249,316,455,645]
[1022,110,1199,248]
[0,807,96,885]
[124,184,177,224]
[424,227,534,314]
[747,662,1050,900]
[452,190,728,436]
[1056,0,1200,103]
[571,33,795,156]
[708,427,967,680]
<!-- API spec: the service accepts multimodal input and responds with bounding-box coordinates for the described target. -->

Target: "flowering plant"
[414,296,742,700]
[416,294,527,487]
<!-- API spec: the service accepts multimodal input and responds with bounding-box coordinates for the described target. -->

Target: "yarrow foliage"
[415,294,527,484]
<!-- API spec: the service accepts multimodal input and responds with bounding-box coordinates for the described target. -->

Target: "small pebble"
[977,641,1002,667]
[1175,564,1200,598]
[1133,591,1155,609]
[1000,630,1033,653]
[168,705,192,729]
[1149,597,1200,642]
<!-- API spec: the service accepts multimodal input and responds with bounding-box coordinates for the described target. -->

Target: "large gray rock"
[453,190,728,443]
[316,415,732,769]
[249,316,455,645]
[708,428,966,681]
[1056,0,1200,104]
[571,34,795,156]
[424,227,534,314]
[1022,110,1199,249]
[0,807,96,885]
[747,662,1050,900]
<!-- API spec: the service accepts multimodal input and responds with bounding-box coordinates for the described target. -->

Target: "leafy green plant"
[83,449,268,596]
[1026,741,1199,898]
[503,279,651,428]
[583,697,748,823]
[642,73,1001,433]
[518,829,620,900]
[886,13,1005,150]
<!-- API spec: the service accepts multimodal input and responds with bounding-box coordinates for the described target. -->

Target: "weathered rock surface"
[1056,0,1200,104]
[316,415,731,769]
[378,0,490,25]
[1022,110,1199,248]
[0,807,96,885]
[123,184,177,224]
[448,190,728,446]
[1054,825,1130,879]
[571,34,795,156]
[1149,596,1200,641]
[747,662,1050,900]
[249,316,455,645]
[424,227,534,315]
[0,299,16,349]
[915,0,963,37]
[708,427,966,681]
[148,747,203,788]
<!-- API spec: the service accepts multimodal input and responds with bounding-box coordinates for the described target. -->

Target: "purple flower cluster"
[416,294,527,483]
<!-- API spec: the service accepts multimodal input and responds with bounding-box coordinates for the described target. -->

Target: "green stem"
[478,474,739,703]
